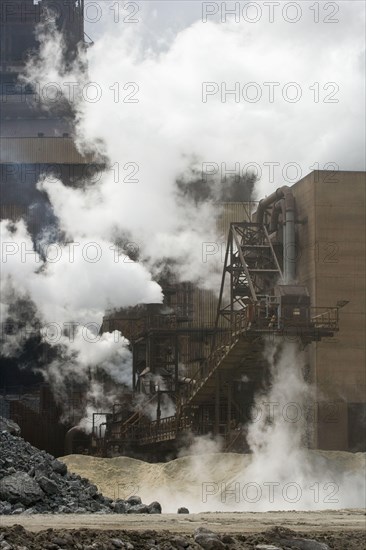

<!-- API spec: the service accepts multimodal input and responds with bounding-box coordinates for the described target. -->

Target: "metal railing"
[126,414,194,444]
[178,304,339,408]
[310,307,339,330]
[103,304,339,447]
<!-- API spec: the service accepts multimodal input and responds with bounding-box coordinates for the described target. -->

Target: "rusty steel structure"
[92,188,339,458]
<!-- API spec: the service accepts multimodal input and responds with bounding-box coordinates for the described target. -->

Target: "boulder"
[126,495,142,506]
[127,503,149,514]
[147,501,162,514]
[177,507,189,514]
[194,527,225,550]
[0,472,44,505]
[113,500,129,514]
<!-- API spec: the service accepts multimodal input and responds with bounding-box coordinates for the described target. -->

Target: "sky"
[79,0,366,198]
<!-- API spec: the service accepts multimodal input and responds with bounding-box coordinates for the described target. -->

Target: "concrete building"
[292,170,366,451]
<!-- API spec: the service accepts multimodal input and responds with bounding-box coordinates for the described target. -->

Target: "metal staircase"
[99,221,339,453]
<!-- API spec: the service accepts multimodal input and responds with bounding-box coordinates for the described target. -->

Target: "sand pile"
[60,450,366,513]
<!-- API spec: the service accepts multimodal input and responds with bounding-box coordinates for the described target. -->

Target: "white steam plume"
[141,341,365,512]
[0,217,161,425]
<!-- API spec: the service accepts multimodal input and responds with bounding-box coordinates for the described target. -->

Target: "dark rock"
[38,476,58,495]
[51,459,67,475]
[127,503,149,514]
[279,540,329,550]
[0,431,162,516]
[87,484,98,497]
[194,528,225,550]
[172,536,190,549]
[126,495,142,506]
[147,501,162,514]
[0,417,21,436]
[110,539,124,548]
[51,536,69,546]
[0,502,12,515]
[221,535,235,544]
[113,500,129,514]
[177,507,189,514]
[0,472,44,505]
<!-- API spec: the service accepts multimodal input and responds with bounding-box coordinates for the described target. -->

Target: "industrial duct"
[255,186,296,283]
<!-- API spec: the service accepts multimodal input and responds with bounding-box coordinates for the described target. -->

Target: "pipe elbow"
[281,186,295,211]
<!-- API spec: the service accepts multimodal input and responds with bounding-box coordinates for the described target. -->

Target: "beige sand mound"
[60,453,250,512]
[60,451,365,513]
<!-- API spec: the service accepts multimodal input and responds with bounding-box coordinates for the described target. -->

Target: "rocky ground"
[0,523,365,550]
[1,419,365,549]
[0,422,161,516]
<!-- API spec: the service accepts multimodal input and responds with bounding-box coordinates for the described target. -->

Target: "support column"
[227,381,232,432]
[215,371,220,436]
[132,343,137,390]
[174,335,179,393]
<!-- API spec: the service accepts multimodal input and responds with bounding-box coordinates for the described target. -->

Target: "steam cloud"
[143,341,365,512]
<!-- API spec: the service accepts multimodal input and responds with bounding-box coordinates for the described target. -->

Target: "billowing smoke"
[131,340,364,512]
[1,14,226,426]
[0,216,161,424]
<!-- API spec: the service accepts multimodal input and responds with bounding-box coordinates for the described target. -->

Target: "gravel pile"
[0,421,162,515]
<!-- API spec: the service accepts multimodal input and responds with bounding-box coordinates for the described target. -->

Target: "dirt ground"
[1,510,365,549]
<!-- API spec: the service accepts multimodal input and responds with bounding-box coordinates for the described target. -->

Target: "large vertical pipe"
[284,206,296,283]
[283,188,296,283]
[255,185,296,283]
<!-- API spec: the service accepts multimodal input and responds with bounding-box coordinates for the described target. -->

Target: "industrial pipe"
[269,200,284,234]
[64,426,84,455]
[255,186,296,283]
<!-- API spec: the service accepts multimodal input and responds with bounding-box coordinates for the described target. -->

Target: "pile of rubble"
[0,419,162,515]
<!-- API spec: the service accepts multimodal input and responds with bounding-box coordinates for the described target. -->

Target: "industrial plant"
[0,0,365,464]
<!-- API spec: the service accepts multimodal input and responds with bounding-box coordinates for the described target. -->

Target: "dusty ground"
[0,510,366,549]
[0,509,365,533]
